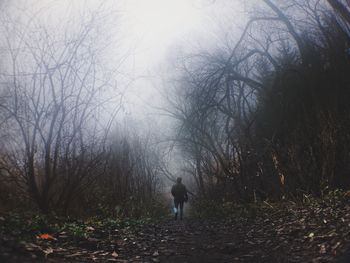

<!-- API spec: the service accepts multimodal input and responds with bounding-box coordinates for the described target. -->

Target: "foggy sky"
[0,0,249,183]
[0,0,248,126]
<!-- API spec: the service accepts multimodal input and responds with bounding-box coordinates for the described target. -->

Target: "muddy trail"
[1,202,350,263]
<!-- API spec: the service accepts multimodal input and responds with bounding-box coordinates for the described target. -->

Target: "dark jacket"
[171,183,188,202]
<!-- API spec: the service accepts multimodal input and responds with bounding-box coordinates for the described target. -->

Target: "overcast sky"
[119,0,247,126]
[0,0,252,148]
[0,0,257,184]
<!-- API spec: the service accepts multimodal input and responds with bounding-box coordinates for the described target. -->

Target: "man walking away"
[171,177,188,220]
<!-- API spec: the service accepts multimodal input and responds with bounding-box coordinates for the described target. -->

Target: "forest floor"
[1,198,350,263]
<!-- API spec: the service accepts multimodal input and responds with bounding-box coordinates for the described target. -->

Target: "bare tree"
[166,0,350,202]
[0,3,125,213]
[327,0,350,24]
[90,128,164,217]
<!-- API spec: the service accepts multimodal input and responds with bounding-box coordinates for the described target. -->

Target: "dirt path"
[0,219,238,263]
[1,212,350,262]
[148,220,237,263]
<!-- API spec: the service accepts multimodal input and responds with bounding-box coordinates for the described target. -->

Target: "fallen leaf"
[24,243,42,251]
[331,241,341,252]
[319,244,326,254]
[43,247,54,257]
[38,233,56,240]
[65,252,84,258]
[87,237,99,242]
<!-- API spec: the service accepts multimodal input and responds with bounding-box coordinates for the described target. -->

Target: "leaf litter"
[0,199,350,262]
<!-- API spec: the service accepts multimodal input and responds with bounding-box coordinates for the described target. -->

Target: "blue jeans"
[174,199,184,220]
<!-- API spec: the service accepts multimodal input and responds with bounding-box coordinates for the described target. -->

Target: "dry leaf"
[331,241,341,253]
[38,233,55,240]
[65,252,84,258]
[319,244,326,254]
[43,247,54,257]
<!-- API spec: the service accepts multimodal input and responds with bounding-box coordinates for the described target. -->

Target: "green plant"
[62,222,89,239]
[28,214,55,233]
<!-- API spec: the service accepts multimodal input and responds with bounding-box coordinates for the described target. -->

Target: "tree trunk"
[327,0,350,24]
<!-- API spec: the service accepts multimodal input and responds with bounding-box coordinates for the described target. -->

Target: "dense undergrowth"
[189,189,350,219]
[0,197,169,247]
[1,189,348,242]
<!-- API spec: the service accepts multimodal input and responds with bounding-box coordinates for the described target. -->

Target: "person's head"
[176,177,182,184]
